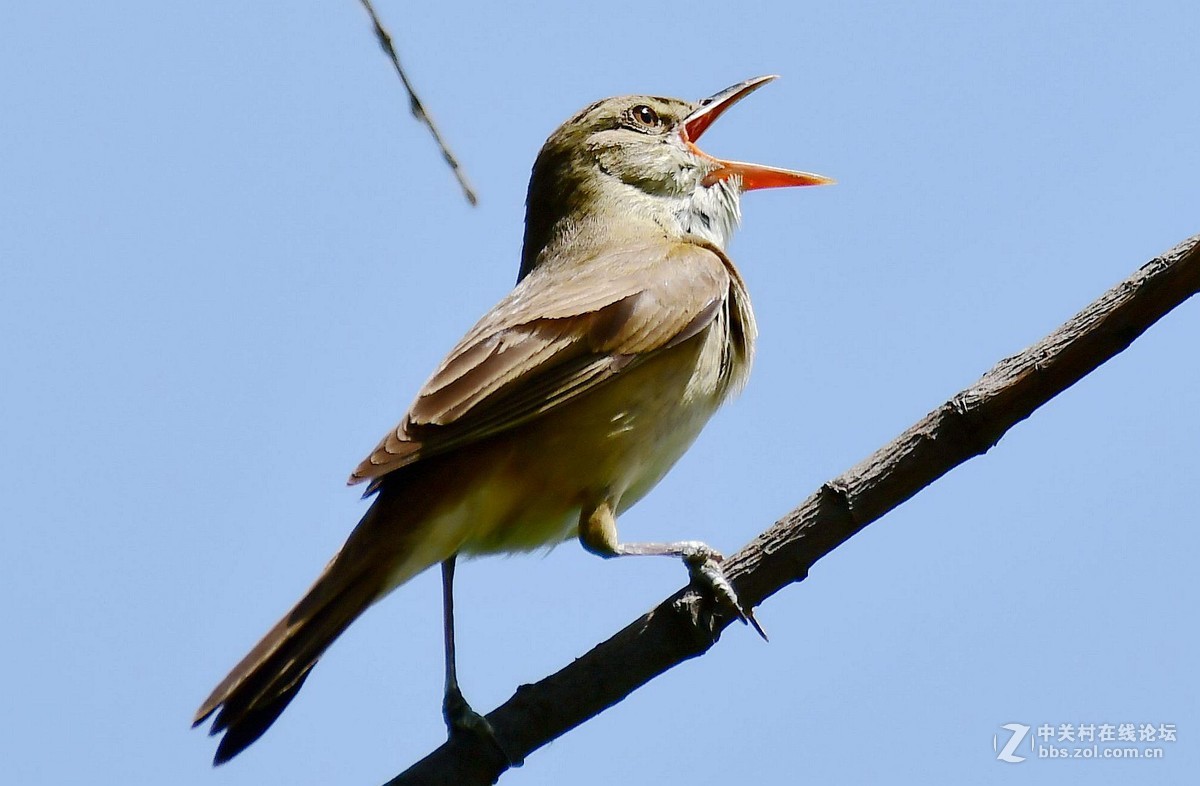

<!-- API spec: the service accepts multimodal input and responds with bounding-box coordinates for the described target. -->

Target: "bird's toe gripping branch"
[680,543,768,642]
[578,505,767,640]
[442,685,523,768]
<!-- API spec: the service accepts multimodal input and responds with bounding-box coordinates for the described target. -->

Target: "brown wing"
[348,239,733,490]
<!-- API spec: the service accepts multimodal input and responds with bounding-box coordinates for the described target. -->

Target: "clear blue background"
[2,2,1197,784]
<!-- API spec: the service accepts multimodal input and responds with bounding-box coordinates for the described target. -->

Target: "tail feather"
[195,460,469,764]
[193,564,383,764]
[193,485,449,765]
[212,667,312,765]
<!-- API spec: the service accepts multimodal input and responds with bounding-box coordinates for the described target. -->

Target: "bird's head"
[520,76,832,279]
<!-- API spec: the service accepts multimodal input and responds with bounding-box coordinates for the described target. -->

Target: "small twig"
[357,0,478,206]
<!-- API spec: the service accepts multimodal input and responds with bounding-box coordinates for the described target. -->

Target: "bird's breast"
[457,306,752,556]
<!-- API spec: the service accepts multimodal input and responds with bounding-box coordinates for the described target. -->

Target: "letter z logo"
[994,723,1031,763]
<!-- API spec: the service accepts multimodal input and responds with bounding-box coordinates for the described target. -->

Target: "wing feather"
[349,240,734,488]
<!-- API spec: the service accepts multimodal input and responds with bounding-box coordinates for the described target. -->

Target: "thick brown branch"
[385,233,1200,784]
[357,0,478,205]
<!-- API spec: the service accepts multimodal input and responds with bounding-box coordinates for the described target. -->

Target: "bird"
[193,74,832,765]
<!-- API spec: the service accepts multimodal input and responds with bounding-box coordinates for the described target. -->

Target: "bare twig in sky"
[381,232,1200,784]
[357,0,478,205]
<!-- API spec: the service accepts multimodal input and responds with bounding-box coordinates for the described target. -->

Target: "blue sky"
[2,2,1198,784]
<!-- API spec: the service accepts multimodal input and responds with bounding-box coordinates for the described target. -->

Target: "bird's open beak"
[681,75,835,191]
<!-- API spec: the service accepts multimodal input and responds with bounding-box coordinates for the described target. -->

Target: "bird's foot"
[442,686,524,767]
[680,543,768,641]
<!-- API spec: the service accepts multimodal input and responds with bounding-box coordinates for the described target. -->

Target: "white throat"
[673,177,742,250]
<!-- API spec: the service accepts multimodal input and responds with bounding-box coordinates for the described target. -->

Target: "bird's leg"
[578,502,767,640]
[439,555,471,730]
[439,555,522,766]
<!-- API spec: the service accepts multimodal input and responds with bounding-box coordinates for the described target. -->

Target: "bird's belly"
[457,329,733,555]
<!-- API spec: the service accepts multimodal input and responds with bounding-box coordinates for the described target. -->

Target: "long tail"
[192,486,446,764]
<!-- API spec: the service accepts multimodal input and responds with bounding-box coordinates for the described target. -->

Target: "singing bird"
[194,75,832,764]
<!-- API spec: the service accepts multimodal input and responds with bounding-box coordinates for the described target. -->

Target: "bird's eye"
[630,104,661,129]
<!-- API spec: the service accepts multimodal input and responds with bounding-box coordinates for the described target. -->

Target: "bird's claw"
[443,687,524,767]
[682,545,768,641]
